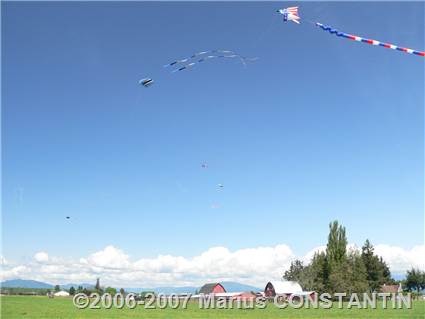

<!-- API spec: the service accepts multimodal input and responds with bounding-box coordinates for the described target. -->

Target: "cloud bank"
[1,244,423,288]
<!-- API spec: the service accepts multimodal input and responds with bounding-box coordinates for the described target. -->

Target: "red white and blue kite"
[278,6,424,57]
[277,6,300,24]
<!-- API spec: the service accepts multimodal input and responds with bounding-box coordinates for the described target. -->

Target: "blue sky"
[2,1,424,265]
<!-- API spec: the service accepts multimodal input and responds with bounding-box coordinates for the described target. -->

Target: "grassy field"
[1,296,424,319]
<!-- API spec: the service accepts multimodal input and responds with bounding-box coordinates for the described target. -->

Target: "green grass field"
[1,296,424,319]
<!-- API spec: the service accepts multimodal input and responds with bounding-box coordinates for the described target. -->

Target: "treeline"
[0,279,126,296]
[0,287,51,296]
[284,221,393,294]
[65,279,126,296]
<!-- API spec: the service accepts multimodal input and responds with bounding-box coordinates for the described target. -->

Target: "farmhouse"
[380,283,402,294]
[199,283,226,294]
[264,281,314,299]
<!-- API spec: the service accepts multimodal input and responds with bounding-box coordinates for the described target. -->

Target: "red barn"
[199,283,226,294]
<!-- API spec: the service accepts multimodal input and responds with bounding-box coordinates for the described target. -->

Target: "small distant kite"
[139,78,154,88]
[139,50,257,87]
[201,163,208,169]
[218,184,224,188]
[66,216,70,219]
[277,6,300,24]
[211,203,220,209]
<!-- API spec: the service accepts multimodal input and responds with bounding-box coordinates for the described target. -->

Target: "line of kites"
[201,162,224,210]
[140,50,257,87]
[140,6,424,87]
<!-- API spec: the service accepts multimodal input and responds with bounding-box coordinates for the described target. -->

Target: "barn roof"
[266,281,303,294]
[199,283,226,294]
[380,284,402,294]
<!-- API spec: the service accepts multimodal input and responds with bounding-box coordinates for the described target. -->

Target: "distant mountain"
[1,279,261,293]
[0,279,53,289]
[0,279,94,290]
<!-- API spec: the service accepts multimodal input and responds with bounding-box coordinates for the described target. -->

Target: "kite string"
[249,15,280,51]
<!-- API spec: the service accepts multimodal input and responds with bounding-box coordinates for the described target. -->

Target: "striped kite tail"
[315,23,425,57]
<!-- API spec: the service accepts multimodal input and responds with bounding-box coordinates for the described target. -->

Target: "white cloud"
[0,265,31,281]
[374,244,425,274]
[1,244,424,287]
[302,245,326,263]
[85,246,130,269]
[34,252,49,263]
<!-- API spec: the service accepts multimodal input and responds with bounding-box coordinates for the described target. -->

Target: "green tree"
[379,257,392,283]
[326,221,347,266]
[54,285,60,292]
[105,287,117,296]
[302,252,327,293]
[361,239,392,292]
[119,288,125,295]
[327,250,368,295]
[346,249,369,293]
[69,286,76,295]
[280,221,394,296]
[362,239,380,291]
[405,268,425,292]
[423,272,425,291]
[95,278,101,291]
[283,260,305,282]
[327,258,351,294]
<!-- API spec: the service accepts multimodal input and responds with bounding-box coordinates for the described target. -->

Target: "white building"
[54,290,70,297]
[264,281,314,297]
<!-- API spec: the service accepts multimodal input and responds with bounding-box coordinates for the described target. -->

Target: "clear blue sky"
[2,2,424,262]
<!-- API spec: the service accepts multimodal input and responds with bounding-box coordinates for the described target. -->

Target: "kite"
[167,51,257,73]
[211,203,220,209]
[139,78,154,87]
[277,6,424,57]
[171,54,257,73]
[218,184,224,188]
[66,216,70,219]
[315,23,425,57]
[139,50,257,87]
[163,50,236,68]
[277,6,300,24]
